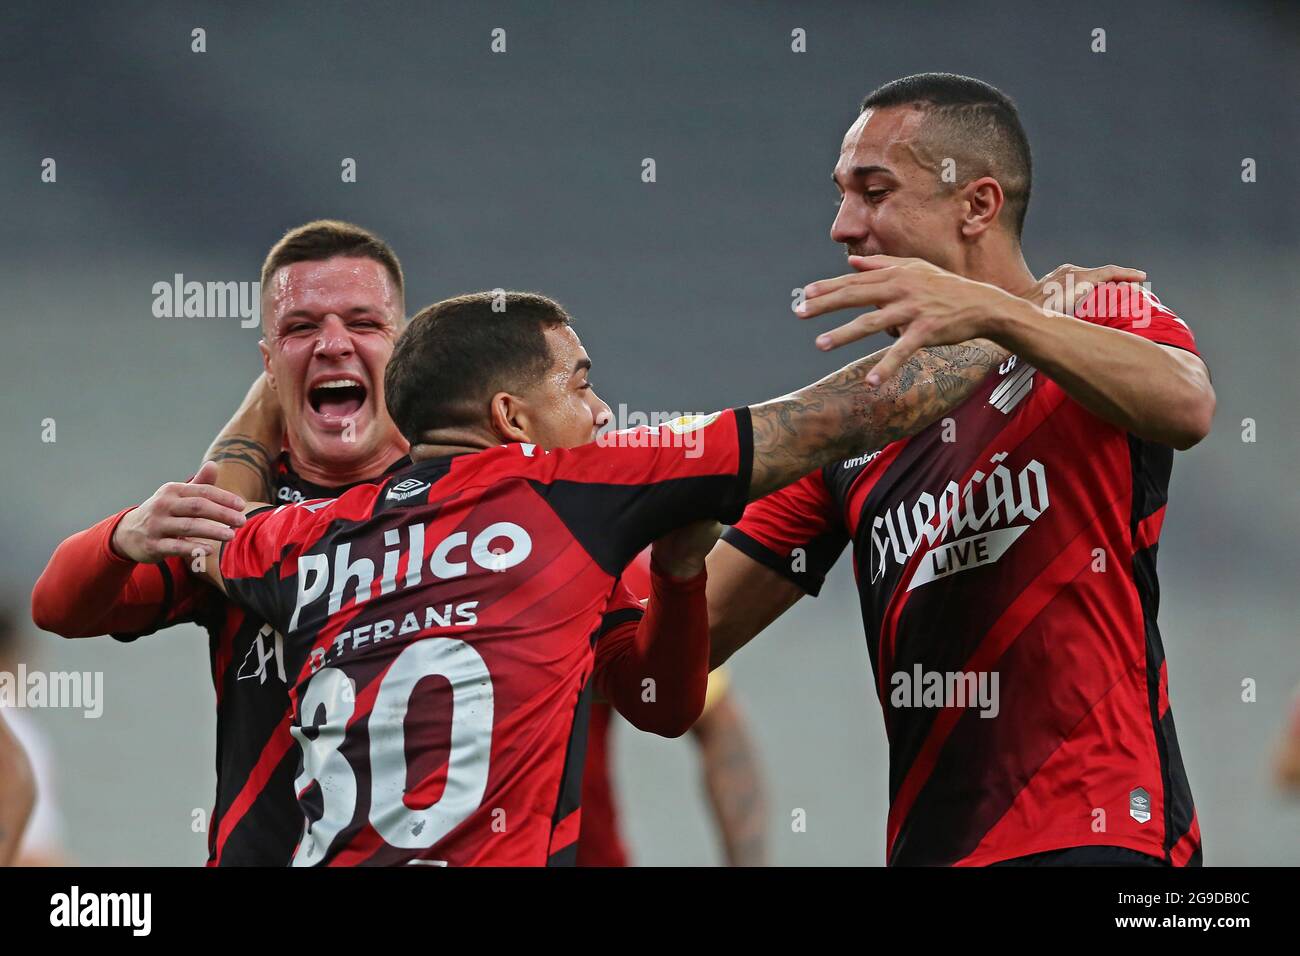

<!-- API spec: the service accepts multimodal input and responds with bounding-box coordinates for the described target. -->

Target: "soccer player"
[706,74,1215,866]
[181,287,1021,865]
[32,222,718,865]
[579,548,767,867]
[33,221,412,864]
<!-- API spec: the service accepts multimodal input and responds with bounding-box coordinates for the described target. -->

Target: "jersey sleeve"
[592,563,710,737]
[721,467,848,596]
[219,502,318,629]
[595,577,646,640]
[524,408,753,576]
[1074,282,1199,356]
[109,555,218,641]
[30,509,217,642]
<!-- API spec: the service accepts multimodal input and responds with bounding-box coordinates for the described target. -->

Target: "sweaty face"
[260,257,404,469]
[830,106,965,271]
[517,325,612,450]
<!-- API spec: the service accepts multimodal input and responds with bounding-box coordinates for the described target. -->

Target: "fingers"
[173,484,247,522]
[181,464,246,510]
[150,538,217,559]
[847,254,913,272]
[800,268,894,306]
[161,515,241,542]
[815,305,908,351]
[1087,264,1146,283]
[866,331,926,387]
[798,279,897,320]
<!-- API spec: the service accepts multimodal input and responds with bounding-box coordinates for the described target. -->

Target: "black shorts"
[991,845,1188,867]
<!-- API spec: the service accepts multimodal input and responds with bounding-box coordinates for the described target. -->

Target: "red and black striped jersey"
[110,455,409,866]
[725,284,1203,866]
[219,409,752,866]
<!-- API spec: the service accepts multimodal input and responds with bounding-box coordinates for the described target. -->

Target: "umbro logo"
[386,478,431,502]
[843,450,882,470]
[1130,786,1152,824]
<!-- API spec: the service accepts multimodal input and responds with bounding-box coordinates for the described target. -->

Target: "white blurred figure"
[0,710,35,865]
[0,610,68,866]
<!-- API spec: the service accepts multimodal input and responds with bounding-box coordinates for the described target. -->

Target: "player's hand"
[797,255,1015,385]
[1025,262,1147,315]
[111,461,247,563]
[651,520,724,581]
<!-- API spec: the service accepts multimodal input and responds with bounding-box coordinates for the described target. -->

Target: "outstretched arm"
[798,256,1213,450]
[596,522,723,737]
[708,263,1160,665]
[746,338,1007,499]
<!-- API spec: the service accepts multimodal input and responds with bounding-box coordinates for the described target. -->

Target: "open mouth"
[308,378,368,421]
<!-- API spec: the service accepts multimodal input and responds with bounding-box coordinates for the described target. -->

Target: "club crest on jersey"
[236,624,287,685]
[870,450,1050,591]
[989,355,1036,415]
[288,520,533,633]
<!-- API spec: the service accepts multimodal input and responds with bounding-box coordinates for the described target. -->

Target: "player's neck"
[289,443,408,488]
[961,239,1037,300]
[409,427,497,463]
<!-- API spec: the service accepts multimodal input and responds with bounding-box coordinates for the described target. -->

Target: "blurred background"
[1,0,1296,865]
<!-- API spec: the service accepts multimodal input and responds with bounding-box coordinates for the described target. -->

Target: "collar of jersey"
[277,452,412,499]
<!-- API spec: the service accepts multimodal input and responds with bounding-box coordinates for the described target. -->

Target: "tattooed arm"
[746,339,1006,500]
[201,373,283,505]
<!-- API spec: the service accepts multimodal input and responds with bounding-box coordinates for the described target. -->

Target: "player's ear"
[489,392,532,445]
[960,176,1004,238]
[258,339,276,388]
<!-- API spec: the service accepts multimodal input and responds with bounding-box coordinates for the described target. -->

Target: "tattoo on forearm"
[749,340,1008,498]
[206,435,277,502]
